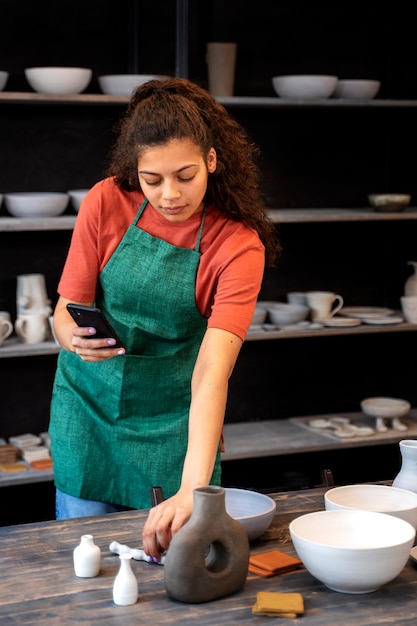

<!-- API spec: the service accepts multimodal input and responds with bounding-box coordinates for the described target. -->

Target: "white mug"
[206,42,237,97]
[0,311,13,345]
[306,291,344,321]
[15,312,48,345]
[401,296,417,324]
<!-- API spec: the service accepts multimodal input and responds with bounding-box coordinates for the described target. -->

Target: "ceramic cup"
[306,291,344,321]
[206,42,237,97]
[287,292,308,306]
[0,311,13,345]
[15,312,48,344]
[401,296,417,324]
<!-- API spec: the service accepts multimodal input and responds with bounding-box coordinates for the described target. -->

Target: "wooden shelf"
[0,467,53,488]
[0,339,60,359]
[222,410,417,461]
[0,216,76,231]
[2,92,417,109]
[267,208,417,223]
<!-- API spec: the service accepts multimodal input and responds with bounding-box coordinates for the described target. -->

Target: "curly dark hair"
[106,77,281,266]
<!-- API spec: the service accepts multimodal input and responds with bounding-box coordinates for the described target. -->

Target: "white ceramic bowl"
[98,74,170,96]
[289,509,415,594]
[24,67,92,94]
[272,75,338,99]
[0,71,9,91]
[68,188,89,212]
[325,484,417,529]
[267,302,309,326]
[224,488,276,541]
[251,305,268,325]
[368,194,411,212]
[361,397,411,419]
[333,79,381,99]
[4,192,69,218]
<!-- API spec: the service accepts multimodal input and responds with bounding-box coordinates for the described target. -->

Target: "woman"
[49,77,281,559]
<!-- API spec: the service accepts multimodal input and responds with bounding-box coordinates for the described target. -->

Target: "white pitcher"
[16,273,51,316]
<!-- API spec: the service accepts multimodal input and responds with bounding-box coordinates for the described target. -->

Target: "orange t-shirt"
[58,177,265,341]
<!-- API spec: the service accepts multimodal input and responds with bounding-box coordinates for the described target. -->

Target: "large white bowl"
[0,71,9,91]
[4,192,69,218]
[333,79,381,99]
[324,484,417,529]
[68,188,89,213]
[24,67,92,94]
[224,488,276,541]
[98,74,170,96]
[272,75,338,99]
[290,509,415,594]
[267,302,309,326]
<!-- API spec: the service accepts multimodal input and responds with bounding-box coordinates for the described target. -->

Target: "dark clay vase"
[164,485,250,603]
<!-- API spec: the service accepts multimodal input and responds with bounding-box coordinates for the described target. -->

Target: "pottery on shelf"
[393,440,417,493]
[405,261,417,296]
[164,485,250,603]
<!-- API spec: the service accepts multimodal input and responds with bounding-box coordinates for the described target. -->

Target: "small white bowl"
[24,67,92,94]
[267,302,310,326]
[68,188,89,212]
[0,71,9,91]
[4,192,69,218]
[333,79,381,99]
[225,488,276,541]
[325,484,417,529]
[290,509,415,594]
[251,306,268,325]
[98,74,170,96]
[368,193,411,212]
[272,75,338,99]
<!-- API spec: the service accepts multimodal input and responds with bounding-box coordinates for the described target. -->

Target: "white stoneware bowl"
[361,397,411,419]
[24,67,92,94]
[68,188,89,212]
[272,75,338,99]
[324,484,417,529]
[224,488,276,541]
[368,194,411,212]
[4,192,69,217]
[98,74,170,96]
[333,79,380,99]
[267,302,309,326]
[289,509,415,594]
[251,305,268,325]
[0,71,9,91]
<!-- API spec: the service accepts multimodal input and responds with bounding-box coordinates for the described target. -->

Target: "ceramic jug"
[73,534,101,577]
[392,440,417,493]
[113,553,138,606]
[16,273,51,316]
[164,485,250,603]
[404,261,417,296]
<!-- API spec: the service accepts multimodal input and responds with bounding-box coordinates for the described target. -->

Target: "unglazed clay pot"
[164,485,250,603]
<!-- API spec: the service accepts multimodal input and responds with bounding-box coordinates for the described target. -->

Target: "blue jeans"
[55,488,133,520]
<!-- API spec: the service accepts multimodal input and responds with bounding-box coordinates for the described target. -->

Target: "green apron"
[50,199,221,509]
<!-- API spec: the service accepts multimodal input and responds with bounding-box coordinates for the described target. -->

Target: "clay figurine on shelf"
[360,397,411,433]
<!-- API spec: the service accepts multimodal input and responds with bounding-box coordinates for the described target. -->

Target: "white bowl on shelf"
[0,71,9,91]
[360,397,411,419]
[24,67,92,94]
[68,188,89,212]
[98,74,170,96]
[4,192,69,217]
[333,79,381,99]
[267,302,309,325]
[272,74,338,99]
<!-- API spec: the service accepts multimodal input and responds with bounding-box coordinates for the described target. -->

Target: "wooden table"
[1,486,417,624]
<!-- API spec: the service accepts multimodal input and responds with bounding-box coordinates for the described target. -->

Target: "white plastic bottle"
[73,534,101,578]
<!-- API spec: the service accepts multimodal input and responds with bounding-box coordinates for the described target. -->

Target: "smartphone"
[66,304,123,348]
